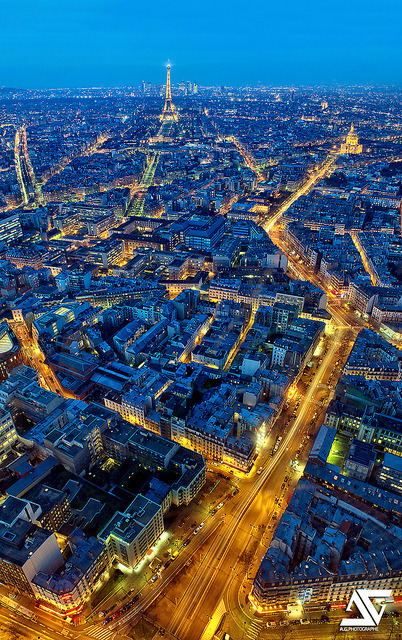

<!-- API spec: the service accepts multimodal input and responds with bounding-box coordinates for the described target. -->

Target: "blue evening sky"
[1,0,401,88]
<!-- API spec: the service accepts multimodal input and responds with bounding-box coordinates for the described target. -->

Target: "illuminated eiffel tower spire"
[160,61,178,122]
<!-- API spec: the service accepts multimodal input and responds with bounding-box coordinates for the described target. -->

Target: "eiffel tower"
[160,61,178,122]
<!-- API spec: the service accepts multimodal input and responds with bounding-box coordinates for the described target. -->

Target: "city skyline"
[1,0,401,88]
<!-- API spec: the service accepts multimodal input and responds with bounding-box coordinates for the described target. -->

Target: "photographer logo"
[340,589,392,632]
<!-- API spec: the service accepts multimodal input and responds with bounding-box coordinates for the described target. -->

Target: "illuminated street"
[126,152,160,217]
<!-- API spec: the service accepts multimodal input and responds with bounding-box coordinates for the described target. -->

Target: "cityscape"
[0,53,402,640]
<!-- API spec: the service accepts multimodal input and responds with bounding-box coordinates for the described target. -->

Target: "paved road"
[126,152,159,216]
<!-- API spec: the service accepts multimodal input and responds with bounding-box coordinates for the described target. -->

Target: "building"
[344,439,376,482]
[99,494,164,568]
[182,217,225,251]
[340,124,363,155]
[0,212,23,244]
[7,457,59,498]
[0,323,23,381]
[358,413,402,456]
[378,453,402,495]
[87,212,116,237]
[32,302,92,341]
[43,412,107,475]
[87,239,124,269]
[0,495,64,595]
[101,421,206,505]
[251,477,402,613]
[112,320,145,356]
[324,400,365,438]
[8,381,64,423]
[24,484,72,532]
[32,530,109,613]
[0,408,18,464]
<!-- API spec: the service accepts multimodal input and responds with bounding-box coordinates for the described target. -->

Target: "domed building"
[0,322,23,381]
[340,123,362,155]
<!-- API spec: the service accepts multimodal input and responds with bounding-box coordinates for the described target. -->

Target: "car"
[103,617,112,625]
[281,483,285,490]
[300,618,310,625]
[320,615,329,623]
[257,466,263,475]
[284,476,289,482]
[217,502,224,509]
[151,573,161,583]
[164,561,171,569]
[266,621,276,627]
[280,620,289,626]
[182,539,190,547]
[211,508,217,516]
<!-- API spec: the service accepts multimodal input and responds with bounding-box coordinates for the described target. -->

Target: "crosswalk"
[86,623,115,640]
[246,619,264,639]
